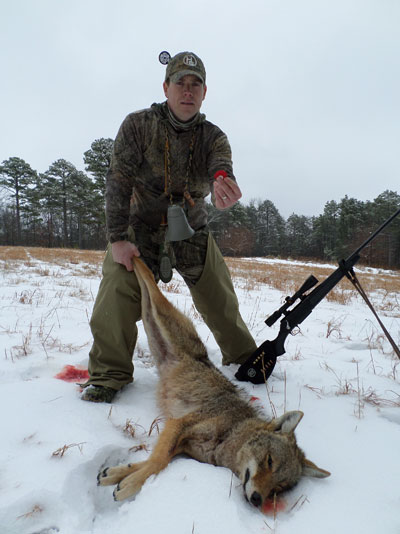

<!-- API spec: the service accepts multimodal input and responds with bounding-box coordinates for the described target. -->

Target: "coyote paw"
[113,466,150,501]
[97,462,144,487]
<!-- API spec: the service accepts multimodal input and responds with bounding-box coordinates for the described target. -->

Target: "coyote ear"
[302,458,331,478]
[272,411,304,434]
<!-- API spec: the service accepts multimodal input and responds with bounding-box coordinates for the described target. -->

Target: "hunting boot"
[81,385,117,403]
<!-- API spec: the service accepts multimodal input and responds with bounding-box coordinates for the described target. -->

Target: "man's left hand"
[214,175,242,210]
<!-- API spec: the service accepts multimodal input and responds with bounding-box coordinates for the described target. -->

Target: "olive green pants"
[85,231,256,390]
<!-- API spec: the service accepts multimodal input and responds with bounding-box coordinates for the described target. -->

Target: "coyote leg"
[100,417,190,501]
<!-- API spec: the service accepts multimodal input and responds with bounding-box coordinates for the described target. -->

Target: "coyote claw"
[97,468,108,485]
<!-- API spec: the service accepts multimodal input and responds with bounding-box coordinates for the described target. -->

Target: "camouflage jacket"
[105,102,236,243]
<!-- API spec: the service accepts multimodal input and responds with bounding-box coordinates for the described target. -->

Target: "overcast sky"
[1,0,399,217]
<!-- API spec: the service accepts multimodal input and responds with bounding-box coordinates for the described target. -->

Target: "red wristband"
[214,170,228,180]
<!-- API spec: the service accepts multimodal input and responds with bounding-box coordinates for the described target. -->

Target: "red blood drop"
[55,365,89,383]
[262,497,287,515]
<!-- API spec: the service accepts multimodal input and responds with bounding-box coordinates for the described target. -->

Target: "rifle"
[235,207,400,384]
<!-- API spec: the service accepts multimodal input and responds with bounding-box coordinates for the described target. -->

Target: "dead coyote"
[98,257,330,507]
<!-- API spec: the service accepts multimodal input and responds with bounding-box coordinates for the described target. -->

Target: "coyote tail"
[132,257,207,367]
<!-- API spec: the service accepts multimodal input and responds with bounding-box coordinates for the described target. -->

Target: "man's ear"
[203,84,207,101]
[163,81,169,98]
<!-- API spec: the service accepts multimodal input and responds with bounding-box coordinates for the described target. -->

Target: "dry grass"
[52,442,86,458]
[11,327,33,358]
[161,280,184,293]
[0,246,31,262]
[0,245,105,274]
[17,504,44,520]
[225,257,400,312]
[318,360,400,418]
[129,443,150,453]
[123,419,144,438]
[148,416,164,436]
[1,246,399,314]
[325,316,347,339]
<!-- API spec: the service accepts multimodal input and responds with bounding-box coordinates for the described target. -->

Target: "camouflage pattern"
[165,51,206,84]
[105,101,235,244]
[129,224,208,288]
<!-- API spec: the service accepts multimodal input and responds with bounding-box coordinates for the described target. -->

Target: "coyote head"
[237,411,330,508]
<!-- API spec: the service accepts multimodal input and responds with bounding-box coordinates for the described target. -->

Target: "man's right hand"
[111,240,140,272]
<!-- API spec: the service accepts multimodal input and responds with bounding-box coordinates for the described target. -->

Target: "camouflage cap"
[165,52,206,84]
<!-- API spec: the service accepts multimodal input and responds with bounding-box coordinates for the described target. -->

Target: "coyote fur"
[98,257,330,507]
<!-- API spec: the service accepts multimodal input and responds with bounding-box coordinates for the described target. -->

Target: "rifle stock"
[235,208,400,384]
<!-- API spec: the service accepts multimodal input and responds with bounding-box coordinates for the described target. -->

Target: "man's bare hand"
[111,240,140,272]
[214,175,242,210]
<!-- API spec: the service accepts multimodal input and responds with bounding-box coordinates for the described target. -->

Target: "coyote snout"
[98,257,330,508]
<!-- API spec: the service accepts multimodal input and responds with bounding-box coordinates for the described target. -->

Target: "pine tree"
[285,214,314,257]
[68,170,105,248]
[83,138,113,194]
[23,172,44,245]
[42,159,79,247]
[0,157,37,244]
[336,195,366,258]
[217,202,253,256]
[251,199,286,256]
[312,200,340,260]
[83,138,113,237]
[370,190,400,266]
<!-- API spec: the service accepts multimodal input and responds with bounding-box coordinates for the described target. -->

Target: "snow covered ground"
[1,251,399,534]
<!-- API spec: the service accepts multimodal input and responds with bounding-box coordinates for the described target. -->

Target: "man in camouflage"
[82,51,257,403]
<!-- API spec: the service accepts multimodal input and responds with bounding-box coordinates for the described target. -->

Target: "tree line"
[1,139,399,268]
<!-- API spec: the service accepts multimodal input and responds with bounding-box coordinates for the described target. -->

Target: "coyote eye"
[244,468,250,484]
[267,454,273,469]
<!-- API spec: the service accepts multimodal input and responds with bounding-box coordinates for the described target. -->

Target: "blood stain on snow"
[262,497,287,515]
[54,365,89,383]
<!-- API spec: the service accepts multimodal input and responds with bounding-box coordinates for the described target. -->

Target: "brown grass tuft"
[129,443,150,453]
[52,442,86,457]
[17,504,44,520]
[148,416,164,436]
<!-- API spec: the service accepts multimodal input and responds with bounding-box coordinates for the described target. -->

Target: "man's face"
[163,74,207,122]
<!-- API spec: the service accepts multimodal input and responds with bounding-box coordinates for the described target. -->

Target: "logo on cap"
[183,54,197,67]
